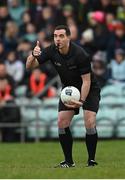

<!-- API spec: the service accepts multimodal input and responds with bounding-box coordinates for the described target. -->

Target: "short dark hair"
[54,25,71,36]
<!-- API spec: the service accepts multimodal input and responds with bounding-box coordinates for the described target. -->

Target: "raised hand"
[32,41,41,57]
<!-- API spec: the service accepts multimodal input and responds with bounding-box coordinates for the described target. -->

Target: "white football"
[60,86,80,104]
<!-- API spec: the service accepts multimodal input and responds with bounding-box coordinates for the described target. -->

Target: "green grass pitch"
[0,140,125,179]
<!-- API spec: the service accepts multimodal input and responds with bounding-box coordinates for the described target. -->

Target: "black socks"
[85,128,98,161]
[58,127,98,163]
[59,127,73,164]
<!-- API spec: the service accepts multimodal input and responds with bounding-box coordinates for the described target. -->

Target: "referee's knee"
[85,119,96,129]
[58,118,70,128]
[84,116,97,135]
[84,111,96,129]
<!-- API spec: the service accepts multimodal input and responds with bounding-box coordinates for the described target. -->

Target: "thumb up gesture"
[32,41,41,57]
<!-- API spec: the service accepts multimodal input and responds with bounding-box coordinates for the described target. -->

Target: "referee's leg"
[84,110,98,166]
[58,110,75,164]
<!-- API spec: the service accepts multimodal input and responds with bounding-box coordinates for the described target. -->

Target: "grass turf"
[0,140,124,179]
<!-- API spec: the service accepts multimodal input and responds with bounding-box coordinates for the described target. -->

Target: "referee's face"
[54,29,70,49]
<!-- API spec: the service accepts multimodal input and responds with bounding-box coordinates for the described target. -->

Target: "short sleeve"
[37,46,52,65]
[76,50,91,75]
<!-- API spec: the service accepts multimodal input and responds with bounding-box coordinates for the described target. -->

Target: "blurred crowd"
[0,0,125,103]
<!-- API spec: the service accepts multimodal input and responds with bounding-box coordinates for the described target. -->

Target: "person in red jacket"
[0,79,12,102]
[27,68,56,98]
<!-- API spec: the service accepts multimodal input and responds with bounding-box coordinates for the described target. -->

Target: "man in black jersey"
[26,25,100,168]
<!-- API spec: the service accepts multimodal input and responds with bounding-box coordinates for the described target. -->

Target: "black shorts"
[58,88,101,115]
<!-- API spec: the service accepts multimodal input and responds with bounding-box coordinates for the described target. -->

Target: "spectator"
[0,63,15,96]
[17,39,32,61]
[5,51,24,85]
[22,23,37,43]
[35,6,54,32]
[116,0,125,21]
[48,0,66,27]
[40,6,55,37]
[28,0,47,23]
[0,41,5,63]
[62,4,75,26]
[0,79,21,142]
[74,0,93,32]
[0,6,12,38]
[80,28,97,56]
[3,21,19,52]
[93,0,117,15]
[109,48,125,83]
[19,11,32,36]
[27,68,56,98]
[0,79,12,101]
[105,12,116,32]
[107,21,125,61]
[41,36,53,48]
[8,0,26,25]
[87,11,110,51]
[92,51,110,88]
[69,24,79,44]
[47,0,61,7]
[37,30,47,46]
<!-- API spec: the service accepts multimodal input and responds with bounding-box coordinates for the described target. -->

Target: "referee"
[26,25,101,168]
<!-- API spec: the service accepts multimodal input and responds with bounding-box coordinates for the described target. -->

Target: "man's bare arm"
[26,41,41,70]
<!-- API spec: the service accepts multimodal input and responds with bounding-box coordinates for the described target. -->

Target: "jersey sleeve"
[76,50,91,75]
[37,46,52,65]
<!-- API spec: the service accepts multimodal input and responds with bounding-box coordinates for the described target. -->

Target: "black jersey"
[37,42,100,91]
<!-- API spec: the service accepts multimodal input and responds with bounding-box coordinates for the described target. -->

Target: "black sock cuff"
[65,127,71,135]
[58,127,71,135]
[58,128,65,135]
[86,127,97,135]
